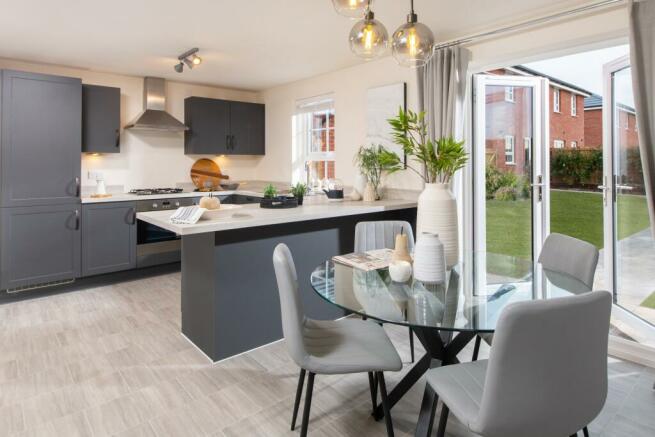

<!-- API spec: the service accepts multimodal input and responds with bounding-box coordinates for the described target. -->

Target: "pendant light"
[332,0,372,18]
[391,0,434,68]
[349,2,388,60]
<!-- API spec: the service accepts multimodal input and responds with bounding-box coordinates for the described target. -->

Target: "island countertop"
[136,198,417,236]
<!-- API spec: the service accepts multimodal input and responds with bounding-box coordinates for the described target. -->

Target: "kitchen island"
[138,198,417,361]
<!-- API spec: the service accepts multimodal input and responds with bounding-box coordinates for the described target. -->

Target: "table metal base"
[373,327,476,421]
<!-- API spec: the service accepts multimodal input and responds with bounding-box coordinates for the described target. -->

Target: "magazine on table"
[332,248,394,271]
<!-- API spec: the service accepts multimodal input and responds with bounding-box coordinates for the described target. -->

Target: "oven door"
[136,221,182,267]
[135,197,197,267]
[137,220,179,245]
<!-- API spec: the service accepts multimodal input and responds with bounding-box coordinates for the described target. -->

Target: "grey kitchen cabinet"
[82,84,121,153]
[229,101,265,155]
[82,202,136,276]
[0,70,82,207]
[0,204,81,291]
[184,97,264,155]
[184,97,230,155]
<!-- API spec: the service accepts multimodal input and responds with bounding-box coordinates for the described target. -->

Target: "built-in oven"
[135,194,261,267]
[136,197,198,267]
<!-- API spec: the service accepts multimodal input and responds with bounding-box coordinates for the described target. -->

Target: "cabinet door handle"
[130,208,137,225]
[74,210,80,230]
[75,177,81,197]
[226,134,231,150]
[115,129,120,148]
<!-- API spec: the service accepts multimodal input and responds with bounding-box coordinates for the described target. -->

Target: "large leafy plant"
[388,108,468,184]
[353,144,403,197]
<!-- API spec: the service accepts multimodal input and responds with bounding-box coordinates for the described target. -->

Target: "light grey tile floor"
[0,271,654,436]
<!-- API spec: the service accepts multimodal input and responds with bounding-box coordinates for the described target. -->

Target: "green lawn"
[641,291,655,309]
[486,190,650,259]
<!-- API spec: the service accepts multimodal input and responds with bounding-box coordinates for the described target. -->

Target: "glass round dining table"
[309,252,588,419]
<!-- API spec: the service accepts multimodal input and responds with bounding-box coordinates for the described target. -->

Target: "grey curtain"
[629,0,655,235]
[417,46,471,140]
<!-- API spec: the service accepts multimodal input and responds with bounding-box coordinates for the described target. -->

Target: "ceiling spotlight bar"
[174,47,202,73]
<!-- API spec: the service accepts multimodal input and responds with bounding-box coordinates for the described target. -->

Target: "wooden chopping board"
[190,158,228,191]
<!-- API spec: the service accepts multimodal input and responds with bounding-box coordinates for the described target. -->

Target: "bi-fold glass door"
[472,74,549,294]
[602,56,655,345]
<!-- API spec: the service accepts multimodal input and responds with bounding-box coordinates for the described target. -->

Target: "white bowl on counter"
[201,204,243,220]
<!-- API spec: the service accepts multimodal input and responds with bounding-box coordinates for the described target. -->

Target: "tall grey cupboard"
[0,70,82,291]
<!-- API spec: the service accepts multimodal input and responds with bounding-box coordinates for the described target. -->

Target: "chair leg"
[583,426,590,437]
[414,384,438,437]
[436,405,449,437]
[409,328,415,363]
[300,372,315,437]
[367,372,378,413]
[472,335,481,361]
[291,369,306,431]
[376,371,394,437]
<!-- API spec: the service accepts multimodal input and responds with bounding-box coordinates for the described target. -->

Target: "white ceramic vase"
[389,261,412,283]
[413,233,446,284]
[362,182,377,202]
[417,183,458,267]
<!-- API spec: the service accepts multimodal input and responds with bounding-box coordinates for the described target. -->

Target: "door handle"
[130,208,137,225]
[616,184,633,191]
[226,134,231,150]
[75,177,81,197]
[598,176,609,206]
[115,129,120,148]
[530,175,544,201]
[74,210,80,230]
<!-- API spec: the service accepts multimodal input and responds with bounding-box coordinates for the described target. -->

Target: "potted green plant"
[263,184,278,199]
[353,144,403,201]
[388,108,468,266]
[290,182,308,205]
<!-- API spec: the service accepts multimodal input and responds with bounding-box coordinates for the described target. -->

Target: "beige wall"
[258,56,425,192]
[0,58,261,190]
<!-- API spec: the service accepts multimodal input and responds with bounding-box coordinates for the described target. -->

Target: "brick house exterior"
[584,94,639,150]
[485,67,592,175]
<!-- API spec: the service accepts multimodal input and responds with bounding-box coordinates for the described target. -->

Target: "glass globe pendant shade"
[392,17,434,68]
[349,11,388,60]
[332,0,371,18]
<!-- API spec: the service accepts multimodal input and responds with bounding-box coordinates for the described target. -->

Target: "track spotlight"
[174,48,202,73]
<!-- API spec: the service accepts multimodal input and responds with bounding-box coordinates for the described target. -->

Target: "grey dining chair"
[273,243,402,437]
[417,290,612,437]
[355,221,416,362]
[473,232,600,360]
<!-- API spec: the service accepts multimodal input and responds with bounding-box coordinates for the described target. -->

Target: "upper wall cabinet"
[82,84,121,153]
[184,97,265,156]
[1,70,82,207]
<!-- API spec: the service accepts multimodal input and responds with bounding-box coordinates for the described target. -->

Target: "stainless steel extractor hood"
[124,77,188,132]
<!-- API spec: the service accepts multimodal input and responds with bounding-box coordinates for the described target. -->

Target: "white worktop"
[81,189,264,204]
[136,198,417,236]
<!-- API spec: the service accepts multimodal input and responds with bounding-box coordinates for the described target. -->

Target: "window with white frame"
[504,86,515,103]
[571,94,577,116]
[292,95,335,188]
[553,89,560,113]
[554,139,565,149]
[571,140,578,149]
[505,135,515,164]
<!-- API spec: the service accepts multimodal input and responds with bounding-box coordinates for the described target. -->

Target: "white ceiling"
[0,0,592,91]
